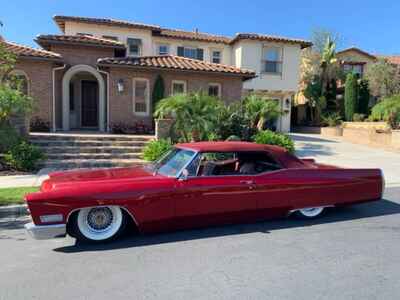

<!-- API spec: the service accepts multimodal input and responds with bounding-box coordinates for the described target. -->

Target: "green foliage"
[366,58,400,98]
[370,95,400,128]
[358,79,370,114]
[152,75,164,113]
[321,112,342,127]
[0,84,33,123]
[0,42,17,82]
[4,140,44,171]
[154,92,223,142]
[253,130,295,153]
[243,94,283,131]
[142,139,172,162]
[352,113,366,122]
[344,73,358,121]
[0,123,20,153]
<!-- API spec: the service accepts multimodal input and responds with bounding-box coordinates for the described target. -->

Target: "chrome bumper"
[24,222,66,240]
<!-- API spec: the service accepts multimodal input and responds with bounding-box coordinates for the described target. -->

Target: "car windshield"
[152,148,196,177]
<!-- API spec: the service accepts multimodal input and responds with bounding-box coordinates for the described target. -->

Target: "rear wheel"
[295,207,325,219]
[71,206,127,243]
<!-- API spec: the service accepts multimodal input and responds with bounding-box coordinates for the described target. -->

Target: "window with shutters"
[133,78,150,116]
[177,46,204,60]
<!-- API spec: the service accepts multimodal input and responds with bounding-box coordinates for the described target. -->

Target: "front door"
[81,80,98,128]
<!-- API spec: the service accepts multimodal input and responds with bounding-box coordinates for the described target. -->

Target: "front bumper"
[25,222,66,240]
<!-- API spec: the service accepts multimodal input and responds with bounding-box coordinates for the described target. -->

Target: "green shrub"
[352,113,366,122]
[0,124,20,153]
[344,73,358,121]
[358,79,370,114]
[370,95,400,128]
[321,112,342,127]
[253,130,295,153]
[4,140,44,171]
[142,139,172,162]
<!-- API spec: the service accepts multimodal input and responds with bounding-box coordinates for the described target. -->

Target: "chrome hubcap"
[86,207,113,232]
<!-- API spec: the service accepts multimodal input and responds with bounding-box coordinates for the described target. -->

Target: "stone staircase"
[30,132,154,170]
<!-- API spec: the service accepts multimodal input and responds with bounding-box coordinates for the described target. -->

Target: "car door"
[173,150,259,229]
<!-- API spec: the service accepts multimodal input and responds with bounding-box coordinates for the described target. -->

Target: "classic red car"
[25,141,384,243]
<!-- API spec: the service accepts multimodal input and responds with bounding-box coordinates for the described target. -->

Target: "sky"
[1,0,399,55]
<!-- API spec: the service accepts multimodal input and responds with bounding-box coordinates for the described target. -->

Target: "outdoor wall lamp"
[117,79,124,93]
[285,98,291,108]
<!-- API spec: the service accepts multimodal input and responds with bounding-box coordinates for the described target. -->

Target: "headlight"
[40,214,63,223]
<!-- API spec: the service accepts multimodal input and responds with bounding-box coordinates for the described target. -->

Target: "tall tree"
[151,75,164,113]
[358,79,370,114]
[365,58,400,99]
[344,73,358,121]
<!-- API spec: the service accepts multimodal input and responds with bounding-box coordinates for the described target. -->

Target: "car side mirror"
[179,169,189,181]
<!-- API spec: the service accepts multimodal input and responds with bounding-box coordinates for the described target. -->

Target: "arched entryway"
[62,64,106,131]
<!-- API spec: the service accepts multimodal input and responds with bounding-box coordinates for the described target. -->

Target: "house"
[336,47,377,78]
[2,15,311,133]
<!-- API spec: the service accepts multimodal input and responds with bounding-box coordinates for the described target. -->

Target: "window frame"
[261,46,283,75]
[211,49,222,64]
[132,77,150,116]
[208,82,222,98]
[127,38,142,57]
[157,44,170,55]
[171,80,187,95]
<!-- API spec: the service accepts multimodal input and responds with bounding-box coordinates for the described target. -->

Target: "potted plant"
[321,112,343,136]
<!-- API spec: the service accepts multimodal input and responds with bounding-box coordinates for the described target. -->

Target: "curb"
[0,204,29,219]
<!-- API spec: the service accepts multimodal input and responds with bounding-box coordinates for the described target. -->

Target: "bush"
[4,140,45,171]
[358,79,370,114]
[0,124,20,153]
[253,130,295,153]
[370,95,400,128]
[321,112,342,127]
[344,73,358,121]
[352,113,366,122]
[142,139,172,162]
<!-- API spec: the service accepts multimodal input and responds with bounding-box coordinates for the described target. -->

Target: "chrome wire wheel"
[297,207,325,218]
[77,206,123,241]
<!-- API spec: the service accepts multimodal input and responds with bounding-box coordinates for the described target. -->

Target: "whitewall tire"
[72,206,126,243]
[295,207,325,219]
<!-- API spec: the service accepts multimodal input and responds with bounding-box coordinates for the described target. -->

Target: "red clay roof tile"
[36,34,125,49]
[1,40,61,60]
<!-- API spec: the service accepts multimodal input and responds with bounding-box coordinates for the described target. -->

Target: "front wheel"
[71,206,127,243]
[294,207,325,219]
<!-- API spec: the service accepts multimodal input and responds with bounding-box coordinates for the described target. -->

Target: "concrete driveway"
[0,134,399,300]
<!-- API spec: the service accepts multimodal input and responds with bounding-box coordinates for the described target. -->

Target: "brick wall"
[108,67,244,126]
[50,44,114,67]
[14,59,54,124]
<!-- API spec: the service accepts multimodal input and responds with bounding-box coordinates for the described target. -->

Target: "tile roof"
[230,33,312,48]
[153,28,231,44]
[53,15,160,32]
[337,47,377,60]
[97,55,255,79]
[36,34,126,49]
[1,40,61,60]
[378,55,400,65]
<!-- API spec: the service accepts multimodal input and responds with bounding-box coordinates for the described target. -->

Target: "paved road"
[1,134,399,300]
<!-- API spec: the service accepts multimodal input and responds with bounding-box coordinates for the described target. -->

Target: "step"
[40,146,143,154]
[31,140,149,147]
[29,133,155,142]
[45,153,143,160]
[39,158,147,170]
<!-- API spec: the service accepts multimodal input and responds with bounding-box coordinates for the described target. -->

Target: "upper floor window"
[262,47,282,74]
[158,44,169,55]
[132,78,150,116]
[211,50,222,64]
[177,46,204,60]
[127,38,142,57]
[208,83,221,98]
[102,35,118,41]
[171,80,187,95]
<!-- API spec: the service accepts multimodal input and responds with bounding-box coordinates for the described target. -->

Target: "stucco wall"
[234,40,302,93]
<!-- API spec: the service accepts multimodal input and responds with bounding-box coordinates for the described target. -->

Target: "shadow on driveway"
[54,188,400,253]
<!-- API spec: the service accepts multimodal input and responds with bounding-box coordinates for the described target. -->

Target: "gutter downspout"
[97,67,110,132]
[52,64,66,132]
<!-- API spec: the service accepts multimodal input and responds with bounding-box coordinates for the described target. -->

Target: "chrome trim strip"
[25,222,66,240]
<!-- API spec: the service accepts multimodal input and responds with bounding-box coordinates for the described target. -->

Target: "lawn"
[0,187,39,206]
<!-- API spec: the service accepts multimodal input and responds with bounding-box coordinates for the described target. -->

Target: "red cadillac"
[25,141,384,243]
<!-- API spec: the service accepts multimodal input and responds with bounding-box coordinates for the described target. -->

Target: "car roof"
[176,141,286,154]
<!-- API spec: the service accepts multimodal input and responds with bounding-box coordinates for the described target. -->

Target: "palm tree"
[320,37,338,96]
[154,91,222,142]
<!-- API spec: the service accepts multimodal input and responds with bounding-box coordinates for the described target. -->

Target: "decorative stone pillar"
[155,119,174,140]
